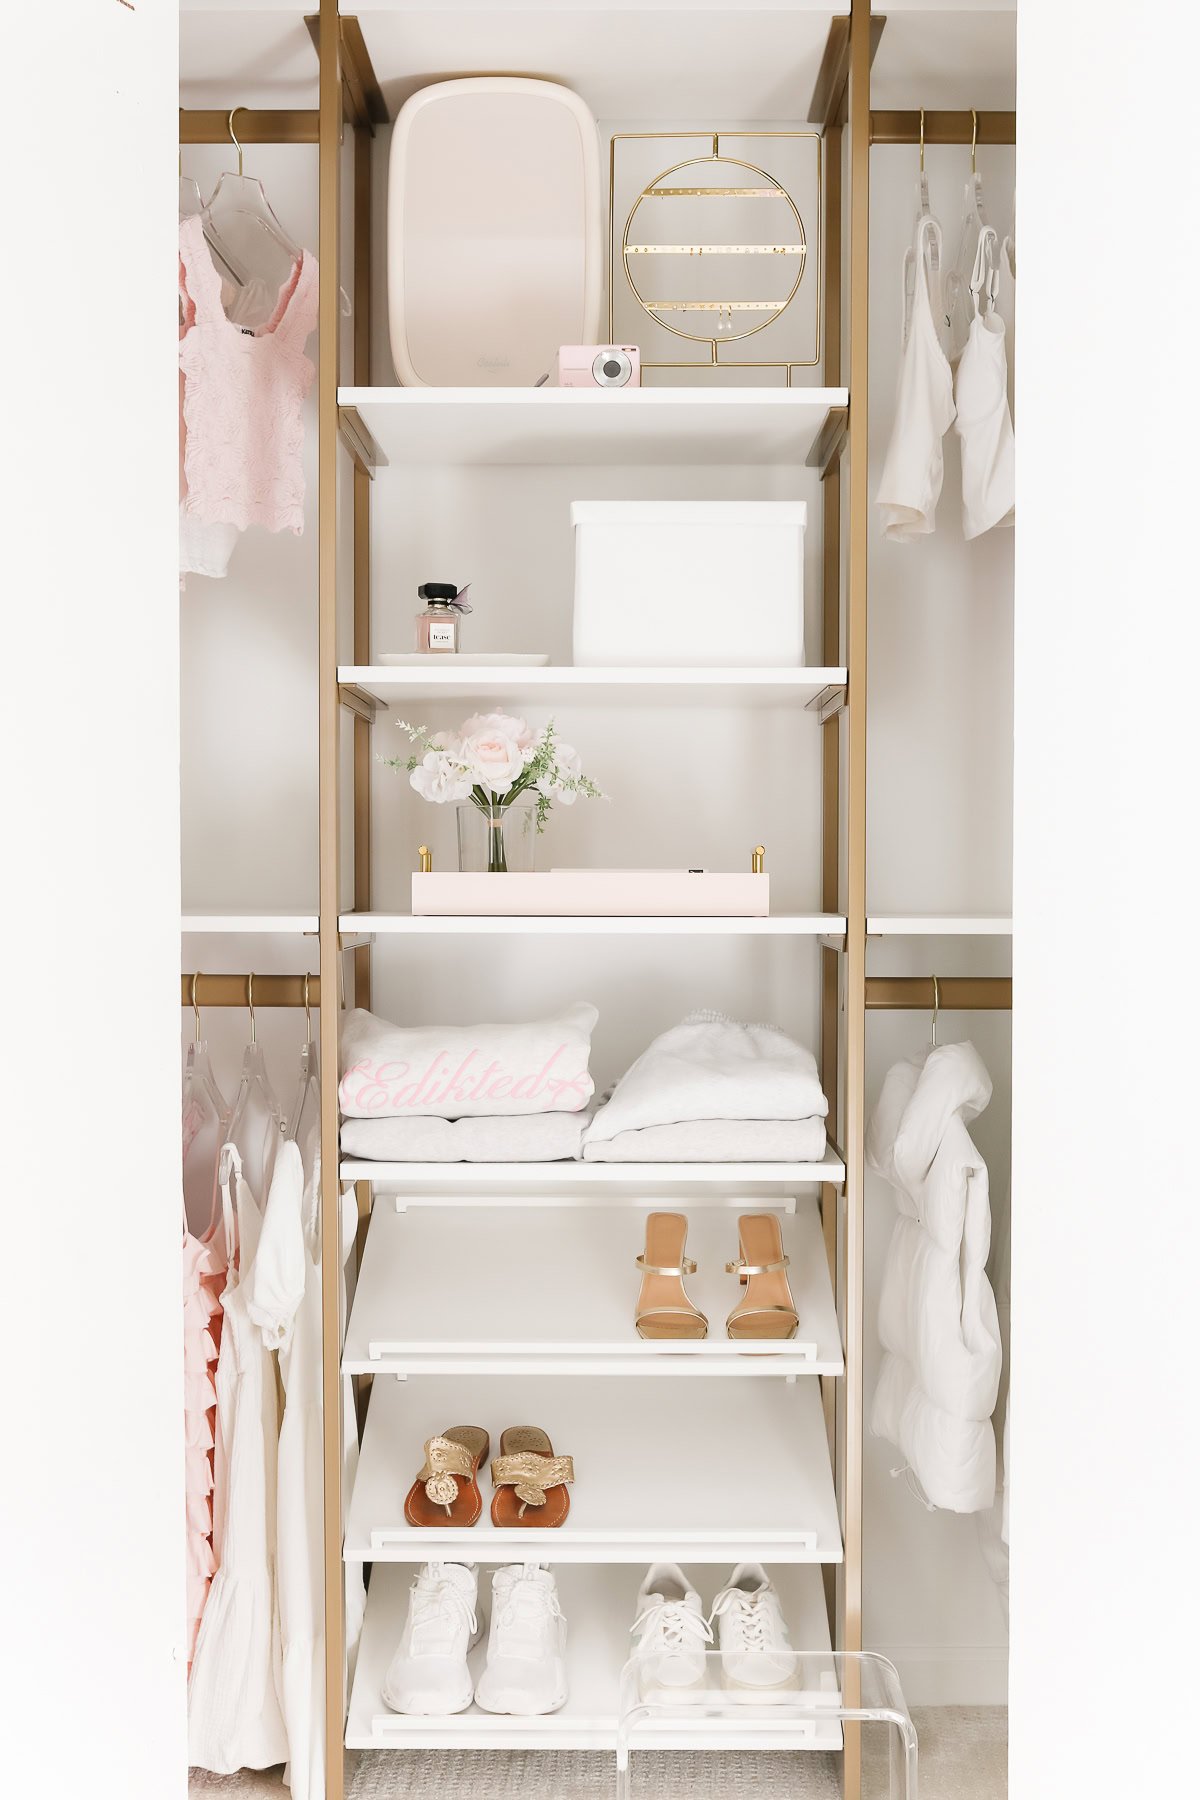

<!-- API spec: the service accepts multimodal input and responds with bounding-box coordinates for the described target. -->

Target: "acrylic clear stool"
[615,1648,917,1798]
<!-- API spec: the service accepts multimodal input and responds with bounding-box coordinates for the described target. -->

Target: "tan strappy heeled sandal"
[490,1427,575,1527]
[404,1425,490,1526]
[725,1214,799,1340]
[635,1212,708,1340]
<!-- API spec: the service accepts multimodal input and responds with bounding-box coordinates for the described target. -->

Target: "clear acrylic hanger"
[182,975,231,1238]
[223,973,284,1205]
[285,973,320,1145]
[946,111,991,357]
[201,108,303,327]
[902,111,942,348]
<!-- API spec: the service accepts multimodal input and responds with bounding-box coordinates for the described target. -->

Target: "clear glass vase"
[456,796,538,873]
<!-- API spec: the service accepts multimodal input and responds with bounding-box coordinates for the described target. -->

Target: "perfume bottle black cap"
[418,581,459,601]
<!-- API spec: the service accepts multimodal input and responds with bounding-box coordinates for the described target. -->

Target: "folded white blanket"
[338,1004,598,1119]
[582,1012,827,1147]
[340,1111,589,1163]
[583,1116,828,1162]
[867,1041,1002,1514]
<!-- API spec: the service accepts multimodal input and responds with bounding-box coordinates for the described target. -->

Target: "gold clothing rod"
[865,976,1012,1011]
[180,973,320,1007]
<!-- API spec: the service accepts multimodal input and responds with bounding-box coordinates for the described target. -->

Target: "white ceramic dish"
[377,652,552,667]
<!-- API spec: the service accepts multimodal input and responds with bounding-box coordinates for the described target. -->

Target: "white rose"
[410,750,472,804]
[536,741,583,804]
[460,729,526,795]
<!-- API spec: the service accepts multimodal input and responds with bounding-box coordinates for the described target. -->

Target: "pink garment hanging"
[182,1225,224,1667]
[178,215,318,536]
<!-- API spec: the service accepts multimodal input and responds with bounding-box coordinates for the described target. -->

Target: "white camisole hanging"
[188,1144,288,1774]
[876,216,956,542]
[953,226,1015,540]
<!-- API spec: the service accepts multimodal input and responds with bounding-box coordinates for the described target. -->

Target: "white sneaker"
[630,1563,711,1700]
[382,1561,482,1715]
[473,1564,568,1716]
[711,1563,800,1699]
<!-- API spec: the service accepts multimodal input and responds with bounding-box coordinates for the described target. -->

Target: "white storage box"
[388,77,602,388]
[571,501,807,667]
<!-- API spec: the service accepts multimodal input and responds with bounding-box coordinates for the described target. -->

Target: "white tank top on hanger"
[876,215,956,542]
[953,226,1015,540]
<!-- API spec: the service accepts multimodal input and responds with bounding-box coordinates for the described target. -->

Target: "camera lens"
[592,349,632,387]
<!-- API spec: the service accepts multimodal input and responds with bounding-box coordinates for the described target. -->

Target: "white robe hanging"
[866,1040,1003,1513]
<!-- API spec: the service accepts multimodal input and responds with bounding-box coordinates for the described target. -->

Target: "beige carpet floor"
[190,1707,1006,1798]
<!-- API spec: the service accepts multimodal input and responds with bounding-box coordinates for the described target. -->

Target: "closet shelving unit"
[181,4,1015,1796]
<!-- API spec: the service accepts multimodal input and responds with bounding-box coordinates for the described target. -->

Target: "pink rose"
[460,729,526,794]
[460,711,536,752]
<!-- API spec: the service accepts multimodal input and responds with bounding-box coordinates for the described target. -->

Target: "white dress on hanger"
[188,1144,288,1773]
[249,1134,323,1800]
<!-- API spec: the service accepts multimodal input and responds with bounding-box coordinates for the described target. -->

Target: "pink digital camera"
[552,345,641,388]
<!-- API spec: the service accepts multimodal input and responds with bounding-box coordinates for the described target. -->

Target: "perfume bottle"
[415,581,472,654]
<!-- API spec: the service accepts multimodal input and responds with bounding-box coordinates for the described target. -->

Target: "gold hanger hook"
[971,108,978,175]
[247,971,256,1045]
[931,973,940,1047]
[228,106,245,178]
[191,972,201,1044]
[919,107,926,175]
[303,971,312,1037]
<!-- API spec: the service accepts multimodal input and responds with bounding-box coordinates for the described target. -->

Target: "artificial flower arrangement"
[386,711,604,871]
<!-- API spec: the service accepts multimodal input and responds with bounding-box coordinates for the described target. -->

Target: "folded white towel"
[340,1111,589,1163]
[582,1012,827,1147]
[583,1116,827,1163]
[338,1004,598,1119]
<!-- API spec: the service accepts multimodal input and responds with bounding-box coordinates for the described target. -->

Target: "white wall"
[1,2,187,1796]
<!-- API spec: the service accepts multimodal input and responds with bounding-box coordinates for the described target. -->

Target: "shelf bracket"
[806,681,848,722]
[806,406,848,479]
[338,682,378,723]
[303,14,390,131]
[338,405,387,476]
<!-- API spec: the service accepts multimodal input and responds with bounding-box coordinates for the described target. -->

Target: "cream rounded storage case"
[387,77,603,388]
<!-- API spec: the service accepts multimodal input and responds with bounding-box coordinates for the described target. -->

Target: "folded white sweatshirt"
[583,1116,828,1162]
[340,1110,589,1163]
[582,1012,828,1147]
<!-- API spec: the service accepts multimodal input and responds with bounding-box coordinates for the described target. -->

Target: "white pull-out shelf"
[346,1374,842,1567]
[338,1156,846,1195]
[343,1199,842,1378]
[345,1561,841,1753]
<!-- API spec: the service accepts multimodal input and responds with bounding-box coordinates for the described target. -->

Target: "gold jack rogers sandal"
[490,1427,575,1527]
[404,1426,490,1527]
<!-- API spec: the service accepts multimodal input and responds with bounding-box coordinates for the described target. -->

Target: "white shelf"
[343,1198,842,1379]
[181,910,319,933]
[867,915,1013,936]
[338,1156,845,1193]
[340,912,846,936]
[339,387,848,469]
[341,665,847,709]
[347,1374,842,1565]
[346,1560,840,1753]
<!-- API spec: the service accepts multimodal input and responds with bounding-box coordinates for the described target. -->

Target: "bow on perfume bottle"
[418,581,473,614]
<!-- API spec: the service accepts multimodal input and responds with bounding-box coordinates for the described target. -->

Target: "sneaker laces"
[408,1566,477,1653]
[710,1585,777,1652]
[492,1569,563,1662]
[631,1598,713,1655]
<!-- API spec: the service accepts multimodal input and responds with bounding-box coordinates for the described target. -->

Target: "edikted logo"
[477,354,510,369]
